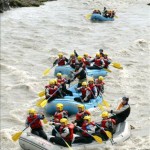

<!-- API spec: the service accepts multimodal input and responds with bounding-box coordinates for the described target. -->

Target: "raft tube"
[91,14,114,21]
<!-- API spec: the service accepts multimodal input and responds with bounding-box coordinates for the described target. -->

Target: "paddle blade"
[92,135,103,144]
[43,118,48,124]
[105,131,112,139]
[112,62,123,69]
[98,104,104,111]
[102,100,110,108]
[40,100,48,108]
[64,141,73,150]
[43,68,50,76]
[36,98,45,107]
[115,15,118,18]
[38,90,45,97]
[104,68,112,73]
[85,14,92,20]
[12,132,23,141]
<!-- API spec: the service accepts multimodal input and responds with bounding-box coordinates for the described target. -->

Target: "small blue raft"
[54,65,108,78]
[91,14,114,21]
[45,84,102,115]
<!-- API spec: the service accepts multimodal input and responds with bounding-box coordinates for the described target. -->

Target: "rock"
[0,0,10,13]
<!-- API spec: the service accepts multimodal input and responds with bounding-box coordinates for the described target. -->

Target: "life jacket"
[88,83,96,95]
[82,122,95,136]
[101,118,116,128]
[103,58,110,68]
[76,110,91,121]
[59,124,74,142]
[57,78,66,85]
[48,86,58,96]
[69,57,76,65]
[27,115,42,129]
[94,58,102,67]
[80,87,91,97]
[54,110,68,123]
[58,57,66,66]
[95,79,105,91]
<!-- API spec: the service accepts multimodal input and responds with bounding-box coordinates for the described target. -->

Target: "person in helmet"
[76,55,86,69]
[71,63,87,87]
[87,53,105,70]
[53,53,68,66]
[51,103,68,136]
[108,97,131,124]
[49,118,74,147]
[56,73,73,96]
[72,104,91,127]
[25,108,47,140]
[93,111,116,141]
[67,53,77,68]
[99,49,105,57]
[74,82,92,103]
[95,76,105,94]
[88,78,98,98]
[92,9,101,14]
[74,116,95,144]
[103,53,111,69]
[83,53,91,66]
[102,7,108,17]
[45,80,61,102]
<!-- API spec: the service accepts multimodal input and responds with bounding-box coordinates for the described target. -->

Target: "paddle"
[104,68,112,72]
[76,126,103,144]
[38,90,45,97]
[12,117,38,142]
[36,98,45,107]
[51,125,73,150]
[43,66,55,76]
[40,86,62,108]
[85,14,92,20]
[111,62,123,69]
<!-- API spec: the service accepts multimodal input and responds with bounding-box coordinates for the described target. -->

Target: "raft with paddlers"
[19,121,130,150]
[45,84,103,115]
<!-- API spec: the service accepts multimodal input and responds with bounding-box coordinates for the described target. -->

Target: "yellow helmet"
[83,116,91,123]
[77,56,83,61]
[58,53,63,57]
[96,53,100,57]
[104,53,108,56]
[101,111,109,118]
[88,78,94,82]
[77,104,85,111]
[83,53,88,57]
[57,73,62,77]
[53,79,57,84]
[56,103,63,111]
[98,76,104,81]
[70,53,75,57]
[49,80,55,85]
[60,118,68,125]
[82,82,87,86]
[28,108,36,114]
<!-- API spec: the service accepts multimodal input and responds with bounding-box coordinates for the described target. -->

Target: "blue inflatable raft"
[54,65,108,78]
[45,84,102,115]
[91,14,114,21]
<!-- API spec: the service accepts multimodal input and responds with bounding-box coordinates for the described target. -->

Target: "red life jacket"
[57,78,66,85]
[101,118,116,128]
[81,122,95,136]
[59,124,74,142]
[54,110,68,123]
[76,110,91,121]
[95,79,105,90]
[48,86,58,97]
[103,58,109,68]
[58,57,66,66]
[80,87,91,97]
[94,58,102,66]
[27,115,42,129]
[70,57,76,65]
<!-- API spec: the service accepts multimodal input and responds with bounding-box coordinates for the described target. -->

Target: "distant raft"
[91,14,114,21]
[54,65,108,78]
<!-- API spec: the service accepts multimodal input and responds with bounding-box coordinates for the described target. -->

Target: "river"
[1,0,150,149]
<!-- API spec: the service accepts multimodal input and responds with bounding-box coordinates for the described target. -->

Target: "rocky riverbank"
[0,0,55,13]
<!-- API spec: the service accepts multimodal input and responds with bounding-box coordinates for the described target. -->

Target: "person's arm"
[25,119,29,127]
[93,86,98,97]
[110,105,130,114]
[74,50,78,57]
[65,57,68,63]
[53,59,58,66]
